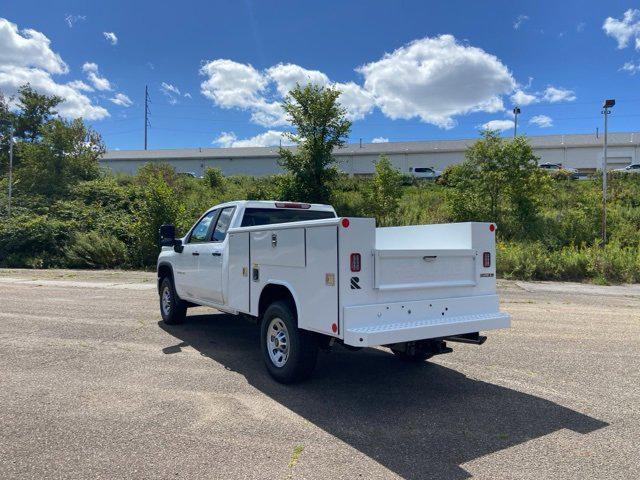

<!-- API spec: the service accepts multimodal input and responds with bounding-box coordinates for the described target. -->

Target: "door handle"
[192,252,200,256]
[212,252,222,257]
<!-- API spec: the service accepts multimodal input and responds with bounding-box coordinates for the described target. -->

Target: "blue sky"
[1,0,640,150]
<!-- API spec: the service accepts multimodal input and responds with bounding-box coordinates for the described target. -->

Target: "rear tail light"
[483,252,491,268]
[350,253,361,272]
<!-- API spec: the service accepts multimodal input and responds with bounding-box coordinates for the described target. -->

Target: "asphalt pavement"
[0,269,638,479]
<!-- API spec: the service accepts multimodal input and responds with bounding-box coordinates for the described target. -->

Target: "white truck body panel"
[159,200,510,348]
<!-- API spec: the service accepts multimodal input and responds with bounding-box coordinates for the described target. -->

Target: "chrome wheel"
[267,317,289,367]
[161,286,172,317]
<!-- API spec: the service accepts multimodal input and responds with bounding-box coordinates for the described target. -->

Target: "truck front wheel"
[261,301,318,383]
[159,276,187,325]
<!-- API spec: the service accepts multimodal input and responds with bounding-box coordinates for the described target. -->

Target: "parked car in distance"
[613,164,640,173]
[409,166,442,180]
[177,171,202,179]
[538,163,579,179]
[157,200,510,383]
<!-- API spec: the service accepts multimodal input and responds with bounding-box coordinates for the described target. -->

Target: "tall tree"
[278,84,351,203]
[365,155,403,226]
[14,85,62,142]
[443,130,548,238]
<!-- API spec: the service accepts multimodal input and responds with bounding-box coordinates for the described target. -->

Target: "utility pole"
[601,99,615,246]
[144,85,150,150]
[513,106,521,138]
[7,123,12,216]
[0,119,13,216]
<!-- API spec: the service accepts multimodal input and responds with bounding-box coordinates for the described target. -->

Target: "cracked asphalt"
[0,269,639,479]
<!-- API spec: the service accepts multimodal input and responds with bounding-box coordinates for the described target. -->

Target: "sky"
[1,0,640,151]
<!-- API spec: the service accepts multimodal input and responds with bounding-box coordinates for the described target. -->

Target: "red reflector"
[275,202,311,209]
[489,224,495,232]
[483,252,491,268]
[350,253,361,272]
[331,323,338,333]
[341,218,350,228]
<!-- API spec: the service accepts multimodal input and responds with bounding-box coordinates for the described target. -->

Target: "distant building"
[100,132,640,177]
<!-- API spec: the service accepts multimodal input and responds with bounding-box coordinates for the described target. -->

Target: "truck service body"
[158,200,510,382]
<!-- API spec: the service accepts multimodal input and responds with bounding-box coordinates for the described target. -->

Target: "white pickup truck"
[157,200,510,383]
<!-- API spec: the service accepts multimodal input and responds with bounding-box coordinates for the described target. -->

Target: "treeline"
[1,85,639,282]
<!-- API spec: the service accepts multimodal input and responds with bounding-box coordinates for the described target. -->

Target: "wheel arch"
[258,282,300,323]
[157,262,174,294]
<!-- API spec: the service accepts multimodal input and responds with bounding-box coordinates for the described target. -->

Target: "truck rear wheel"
[159,276,187,325]
[261,301,318,383]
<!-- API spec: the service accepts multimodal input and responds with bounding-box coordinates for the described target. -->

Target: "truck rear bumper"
[342,295,510,347]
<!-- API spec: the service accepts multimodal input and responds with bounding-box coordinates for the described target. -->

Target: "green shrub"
[65,231,128,268]
[204,167,225,191]
[0,214,73,267]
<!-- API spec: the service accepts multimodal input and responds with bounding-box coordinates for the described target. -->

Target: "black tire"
[159,276,187,325]
[390,348,431,363]
[260,301,318,383]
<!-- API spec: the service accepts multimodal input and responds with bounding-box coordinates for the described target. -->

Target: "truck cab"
[157,200,510,383]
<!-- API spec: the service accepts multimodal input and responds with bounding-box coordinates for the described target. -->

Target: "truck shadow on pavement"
[159,312,607,480]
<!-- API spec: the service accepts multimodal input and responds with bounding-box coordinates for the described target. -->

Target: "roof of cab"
[216,200,335,212]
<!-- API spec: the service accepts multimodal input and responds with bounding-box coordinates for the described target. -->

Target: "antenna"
[144,85,151,150]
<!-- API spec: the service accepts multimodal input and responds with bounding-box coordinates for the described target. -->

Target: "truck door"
[176,209,218,299]
[195,206,235,304]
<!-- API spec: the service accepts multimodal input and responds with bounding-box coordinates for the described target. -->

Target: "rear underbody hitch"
[388,332,487,357]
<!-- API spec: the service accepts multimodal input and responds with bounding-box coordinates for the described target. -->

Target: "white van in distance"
[157,201,510,383]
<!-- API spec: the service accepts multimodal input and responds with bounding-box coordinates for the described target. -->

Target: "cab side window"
[211,207,235,242]
[188,210,217,243]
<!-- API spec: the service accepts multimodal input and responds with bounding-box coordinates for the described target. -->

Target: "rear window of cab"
[241,208,336,227]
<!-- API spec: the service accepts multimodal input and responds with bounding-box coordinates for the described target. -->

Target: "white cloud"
[213,130,293,148]
[481,119,514,132]
[66,79,93,91]
[0,18,108,120]
[103,31,118,46]
[110,92,132,107]
[161,82,180,95]
[199,35,547,130]
[160,82,182,104]
[357,35,514,128]
[0,18,68,74]
[200,59,267,109]
[621,61,640,74]
[542,86,576,102]
[529,115,553,128]
[266,63,330,97]
[0,66,108,120]
[372,137,389,143]
[603,9,640,49]
[183,92,192,98]
[333,81,375,120]
[576,22,586,33]
[64,14,86,28]
[514,15,529,30]
[82,62,112,91]
[510,89,538,106]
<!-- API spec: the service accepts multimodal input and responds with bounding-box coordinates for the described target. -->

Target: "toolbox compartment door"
[374,249,477,290]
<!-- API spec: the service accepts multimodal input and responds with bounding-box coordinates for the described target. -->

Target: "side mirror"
[159,224,175,247]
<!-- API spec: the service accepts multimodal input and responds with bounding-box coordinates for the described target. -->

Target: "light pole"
[601,99,615,246]
[0,119,13,216]
[513,107,521,138]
